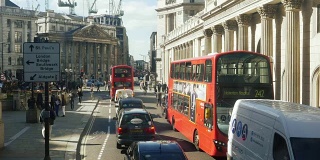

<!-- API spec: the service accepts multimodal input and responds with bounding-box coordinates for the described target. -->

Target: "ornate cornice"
[281,0,303,11]
[211,25,224,35]
[222,20,237,31]
[203,28,213,37]
[236,14,252,26]
[257,4,277,19]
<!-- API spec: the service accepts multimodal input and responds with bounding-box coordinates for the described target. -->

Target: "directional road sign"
[23,42,60,82]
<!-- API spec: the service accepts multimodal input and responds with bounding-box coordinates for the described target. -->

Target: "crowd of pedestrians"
[39,87,84,139]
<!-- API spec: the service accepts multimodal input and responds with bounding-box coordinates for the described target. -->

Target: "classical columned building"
[37,24,119,81]
[157,0,320,107]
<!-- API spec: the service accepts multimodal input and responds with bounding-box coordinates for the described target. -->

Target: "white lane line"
[109,108,111,114]
[83,106,99,160]
[108,115,111,123]
[4,126,30,147]
[97,126,110,160]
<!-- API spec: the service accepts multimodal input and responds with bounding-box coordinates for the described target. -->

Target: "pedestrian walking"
[97,83,100,91]
[69,92,75,110]
[77,89,83,103]
[61,94,66,117]
[36,93,43,110]
[55,97,61,117]
[156,91,162,107]
[50,94,55,110]
[162,82,167,93]
[90,83,94,92]
[39,108,56,139]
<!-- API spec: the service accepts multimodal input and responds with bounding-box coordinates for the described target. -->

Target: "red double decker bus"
[167,51,273,157]
[110,65,134,100]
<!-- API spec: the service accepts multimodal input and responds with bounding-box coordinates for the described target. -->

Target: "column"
[257,4,277,56]
[282,0,303,103]
[71,42,75,70]
[93,43,98,79]
[10,20,15,53]
[78,42,83,73]
[101,44,106,76]
[203,28,213,55]
[189,41,193,58]
[86,43,91,75]
[212,25,224,53]
[23,21,28,42]
[236,14,252,51]
[223,20,237,51]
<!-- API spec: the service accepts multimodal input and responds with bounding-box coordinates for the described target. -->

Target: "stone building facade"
[157,0,320,107]
[0,0,37,80]
[36,10,119,81]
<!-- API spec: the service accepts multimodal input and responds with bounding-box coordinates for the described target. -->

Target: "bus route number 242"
[255,90,265,98]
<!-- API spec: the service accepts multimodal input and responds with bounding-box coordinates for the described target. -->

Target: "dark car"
[116,98,144,118]
[124,140,188,160]
[114,108,156,149]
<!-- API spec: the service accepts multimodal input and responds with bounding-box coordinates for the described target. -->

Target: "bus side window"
[273,133,290,160]
[180,63,185,80]
[204,103,213,129]
[175,64,180,79]
[192,64,197,81]
[205,60,212,82]
[197,64,204,82]
[186,62,192,80]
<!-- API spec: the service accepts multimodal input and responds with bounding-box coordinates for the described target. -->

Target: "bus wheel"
[172,117,177,132]
[193,130,200,151]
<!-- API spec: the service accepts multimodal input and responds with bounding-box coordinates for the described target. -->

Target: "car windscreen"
[141,153,187,160]
[121,113,151,125]
[290,137,320,160]
[121,103,143,109]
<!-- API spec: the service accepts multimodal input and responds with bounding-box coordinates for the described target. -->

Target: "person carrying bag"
[39,108,56,139]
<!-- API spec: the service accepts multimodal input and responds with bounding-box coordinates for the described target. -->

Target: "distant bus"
[110,65,134,100]
[167,51,274,158]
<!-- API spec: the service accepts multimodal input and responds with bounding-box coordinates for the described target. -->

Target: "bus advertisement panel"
[110,65,134,100]
[167,51,274,158]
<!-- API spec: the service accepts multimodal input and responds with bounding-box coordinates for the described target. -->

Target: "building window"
[15,31,22,43]
[318,4,320,33]
[189,10,195,16]
[68,27,72,31]
[190,0,195,3]
[15,20,23,28]
[8,57,12,65]
[27,32,31,42]
[60,26,64,31]
[15,44,22,53]
[17,57,23,65]
[51,25,56,31]
[7,44,11,53]
[7,19,11,27]
[28,21,31,29]
[39,26,42,32]
[7,32,10,42]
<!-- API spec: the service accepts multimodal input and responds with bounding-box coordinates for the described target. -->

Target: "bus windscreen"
[114,68,132,78]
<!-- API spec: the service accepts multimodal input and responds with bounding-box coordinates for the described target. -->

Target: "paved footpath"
[0,91,99,160]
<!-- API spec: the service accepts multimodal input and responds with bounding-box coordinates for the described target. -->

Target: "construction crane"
[87,0,98,15]
[115,0,124,17]
[58,0,77,15]
[45,0,49,11]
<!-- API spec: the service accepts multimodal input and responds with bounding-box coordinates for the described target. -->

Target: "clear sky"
[11,0,158,61]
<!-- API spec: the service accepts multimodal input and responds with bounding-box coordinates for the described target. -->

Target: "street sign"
[23,42,60,82]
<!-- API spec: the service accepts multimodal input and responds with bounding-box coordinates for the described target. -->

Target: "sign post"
[23,42,60,160]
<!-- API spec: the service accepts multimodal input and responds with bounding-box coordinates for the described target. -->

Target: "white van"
[227,99,320,160]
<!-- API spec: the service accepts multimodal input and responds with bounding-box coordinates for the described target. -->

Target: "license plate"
[130,129,142,133]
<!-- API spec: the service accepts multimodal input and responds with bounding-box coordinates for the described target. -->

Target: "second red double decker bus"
[110,65,134,100]
[167,51,274,158]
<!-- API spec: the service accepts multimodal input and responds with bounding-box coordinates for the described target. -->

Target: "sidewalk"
[0,91,99,160]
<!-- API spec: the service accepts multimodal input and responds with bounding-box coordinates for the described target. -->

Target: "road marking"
[97,126,110,160]
[82,105,99,160]
[108,115,111,123]
[109,108,111,114]
[4,127,30,147]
